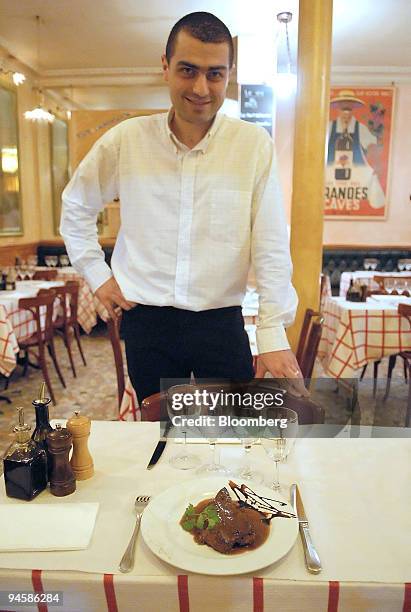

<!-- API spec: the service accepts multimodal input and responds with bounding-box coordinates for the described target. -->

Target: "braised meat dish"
[180,487,270,554]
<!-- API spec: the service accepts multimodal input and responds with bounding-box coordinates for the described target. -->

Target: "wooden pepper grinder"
[46,424,76,497]
[66,411,94,480]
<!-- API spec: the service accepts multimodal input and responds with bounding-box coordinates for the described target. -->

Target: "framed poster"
[324,87,394,219]
[50,117,69,235]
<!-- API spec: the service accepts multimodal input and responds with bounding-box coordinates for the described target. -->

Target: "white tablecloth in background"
[0,420,409,611]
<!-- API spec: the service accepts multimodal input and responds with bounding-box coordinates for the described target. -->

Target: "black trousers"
[121,305,254,404]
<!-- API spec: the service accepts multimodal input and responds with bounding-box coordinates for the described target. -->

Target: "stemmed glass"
[45,256,51,267]
[196,387,230,475]
[166,384,201,470]
[385,279,395,294]
[59,254,70,267]
[261,407,298,492]
[49,256,58,268]
[231,408,263,483]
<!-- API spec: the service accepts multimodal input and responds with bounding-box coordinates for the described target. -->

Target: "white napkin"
[0,503,99,551]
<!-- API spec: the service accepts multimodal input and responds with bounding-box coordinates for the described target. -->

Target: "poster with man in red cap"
[324,87,394,218]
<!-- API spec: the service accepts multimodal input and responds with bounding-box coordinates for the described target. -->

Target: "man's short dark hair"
[165,12,234,68]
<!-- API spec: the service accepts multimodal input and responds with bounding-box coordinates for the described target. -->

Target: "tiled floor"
[0,322,409,466]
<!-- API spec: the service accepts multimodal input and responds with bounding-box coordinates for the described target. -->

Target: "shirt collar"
[164,107,224,154]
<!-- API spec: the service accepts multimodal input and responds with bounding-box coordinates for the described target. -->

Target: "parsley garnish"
[181,503,221,531]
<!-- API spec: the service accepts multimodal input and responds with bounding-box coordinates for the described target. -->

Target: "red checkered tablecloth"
[318,296,411,378]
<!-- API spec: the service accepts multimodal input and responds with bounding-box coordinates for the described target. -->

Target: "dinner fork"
[119,495,150,573]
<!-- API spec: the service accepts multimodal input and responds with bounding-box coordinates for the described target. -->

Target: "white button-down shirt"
[60,110,298,353]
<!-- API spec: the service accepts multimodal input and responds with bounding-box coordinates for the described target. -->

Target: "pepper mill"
[46,424,76,497]
[66,411,94,480]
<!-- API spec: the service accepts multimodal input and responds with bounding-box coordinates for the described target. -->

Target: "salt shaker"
[66,411,94,480]
[46,424,76,497]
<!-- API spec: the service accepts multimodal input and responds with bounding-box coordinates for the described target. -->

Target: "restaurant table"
[318,296,411,378]
[339,271,411,298]
[0,420,410,612]
[0,281,64,377]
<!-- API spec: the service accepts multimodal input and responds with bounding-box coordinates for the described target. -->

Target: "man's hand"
[94,277,137,319]
[255,349,309,397]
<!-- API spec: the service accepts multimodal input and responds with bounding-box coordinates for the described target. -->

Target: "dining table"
[0,420,410,612]
[0,280,65,377]
[318,295,411,379]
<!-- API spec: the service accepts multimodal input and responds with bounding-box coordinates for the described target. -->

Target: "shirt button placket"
[175,152,196,306]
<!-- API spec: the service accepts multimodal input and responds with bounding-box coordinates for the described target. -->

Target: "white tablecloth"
[0,421,410,611]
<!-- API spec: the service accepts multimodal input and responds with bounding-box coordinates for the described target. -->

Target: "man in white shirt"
[61,12,304,403]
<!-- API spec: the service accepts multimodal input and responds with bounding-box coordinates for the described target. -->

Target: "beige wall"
[275,82,411,247]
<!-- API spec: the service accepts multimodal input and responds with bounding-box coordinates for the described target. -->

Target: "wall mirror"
[0,83,23,235]
[50,116,69,234]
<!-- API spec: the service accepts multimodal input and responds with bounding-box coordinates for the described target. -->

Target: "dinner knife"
[146,421,172,469]
[290,484,322,574]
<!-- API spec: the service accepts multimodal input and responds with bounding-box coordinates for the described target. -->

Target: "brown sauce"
[181,497,270,555]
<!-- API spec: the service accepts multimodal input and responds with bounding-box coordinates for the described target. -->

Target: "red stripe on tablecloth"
[403,583,411,612]
[327,581,339,612]
[178,575,189,612]
[253,577,264,612]
[103,574,118,612]
[31,570,48,612]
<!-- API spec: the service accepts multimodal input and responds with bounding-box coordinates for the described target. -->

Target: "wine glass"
[49,256,58,268]
[261,407,298,492]
[59,254,70,267]
[45,256,51,267]
[385,279,395,294]
[166,384,201,470]
[231,407,263,483]
[196,386,231,475]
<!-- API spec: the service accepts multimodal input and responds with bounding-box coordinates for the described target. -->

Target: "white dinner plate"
[140,476,298,575]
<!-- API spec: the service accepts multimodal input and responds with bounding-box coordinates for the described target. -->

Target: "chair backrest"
[299,317,324,381]
[106,314,125,409]
[33,270,58,281]
[296,308,320,366]
[18,291,55,344]
[54,281,79,326]
[398,303,411,325]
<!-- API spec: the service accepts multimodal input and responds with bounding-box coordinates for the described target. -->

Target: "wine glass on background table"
[385,279,395,294]
[261,407,298,493]
[166,384,201,470]
[59,254,70,267]
[49,256,58,268]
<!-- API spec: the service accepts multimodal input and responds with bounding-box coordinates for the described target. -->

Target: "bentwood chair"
[383,305,411,421]
[18,291,66,404]
[106,312,125,410]
[295,308,324,386]
[52,281,87,376]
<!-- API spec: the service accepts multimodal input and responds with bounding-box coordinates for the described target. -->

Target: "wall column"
[287,0,333,351]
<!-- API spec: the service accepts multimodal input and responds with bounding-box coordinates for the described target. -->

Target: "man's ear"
[161,54,169,82]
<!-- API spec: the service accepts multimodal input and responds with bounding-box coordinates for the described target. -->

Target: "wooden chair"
[106,313,125,410]
[383,304,411,425]
[18,291,66,404]
[52,281,87,376]
[295,309,324,386]
[33,269,58,281]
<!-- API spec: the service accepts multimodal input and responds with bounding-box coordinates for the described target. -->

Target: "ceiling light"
[24,106,55,123]
[275,12,296,99]
[12,72,25,86]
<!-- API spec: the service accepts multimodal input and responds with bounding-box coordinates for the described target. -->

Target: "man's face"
[162,30,231,128]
